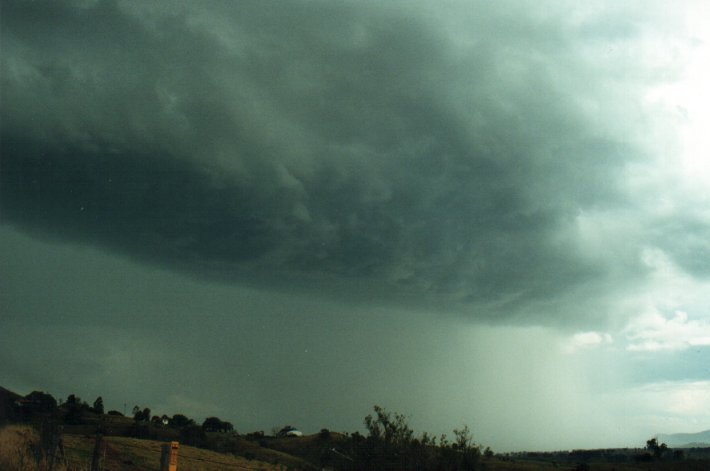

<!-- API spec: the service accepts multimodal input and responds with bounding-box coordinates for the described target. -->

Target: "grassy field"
[0,425,283,471]
[1,425,74,471]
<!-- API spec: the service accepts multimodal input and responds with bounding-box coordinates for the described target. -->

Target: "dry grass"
[0,425,37,471]
[0,424,81,471]
[63,434,285,471]
[2,425,290,471]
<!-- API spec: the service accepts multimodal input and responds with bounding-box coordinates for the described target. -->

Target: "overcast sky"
[2,0,710,452]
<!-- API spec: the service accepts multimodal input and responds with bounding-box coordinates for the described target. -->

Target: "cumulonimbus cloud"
[0,0,696,321]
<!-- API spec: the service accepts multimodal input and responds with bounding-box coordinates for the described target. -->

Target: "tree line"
[8,389,492,470]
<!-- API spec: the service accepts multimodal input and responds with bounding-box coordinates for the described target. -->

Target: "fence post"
[160,444,169,471]
[169,441,179,471]
[160,441,179,471]
[90,432,103,471]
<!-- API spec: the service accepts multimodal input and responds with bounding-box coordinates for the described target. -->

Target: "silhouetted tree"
[645,437,669,460]
[22,391,58,419]
[646,437,659,452]
[132,406,151,422]
[64,394,85,424]
[202,416,233,432]
[359,405,415,470]
[92,396,104,415]
[452,425,480,470]
[170,413,194,428]
[347,406,481,471]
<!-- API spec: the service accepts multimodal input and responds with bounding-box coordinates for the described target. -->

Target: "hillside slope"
[657,430,710,448]
[1,425,291,471]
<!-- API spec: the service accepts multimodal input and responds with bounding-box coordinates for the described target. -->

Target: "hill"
[0,385,22,423]
[4,384,710,470]
[657,430,710,448]
[2,424,283,471]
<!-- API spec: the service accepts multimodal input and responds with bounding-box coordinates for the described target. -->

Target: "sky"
[1,0,710,452]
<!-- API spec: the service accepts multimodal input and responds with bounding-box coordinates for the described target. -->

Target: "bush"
[180,424,206,447]
[245,431,265,441]
[202,416,233,433]
[348,406,481,471]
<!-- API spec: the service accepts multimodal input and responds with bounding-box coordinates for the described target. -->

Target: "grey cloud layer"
[1,0,676,318]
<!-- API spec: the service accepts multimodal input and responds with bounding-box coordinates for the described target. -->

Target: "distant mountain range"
[657,430,710,448]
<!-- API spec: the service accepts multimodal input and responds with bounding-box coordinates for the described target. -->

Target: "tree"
[65,394,85,424]
[202,417,219,432]
[359,405,416,470]
[346,406,482,471]
[170,413,194,429]
[453,426,473,451]
[23,391,58,416]
[364,405,414,450]
[132,406,150,422]
[202,416,233,433]
[646,437,669,460]
[454,425,481,471]
[92,396,104,415]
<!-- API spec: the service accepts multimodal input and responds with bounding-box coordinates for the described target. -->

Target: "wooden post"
[161,441,179,471]
[169,441,179,471]
[90,432,102,471]
[160,444,169,471]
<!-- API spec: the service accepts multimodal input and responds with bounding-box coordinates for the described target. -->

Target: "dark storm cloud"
[1,0,658,316]
[1,136,272,264]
